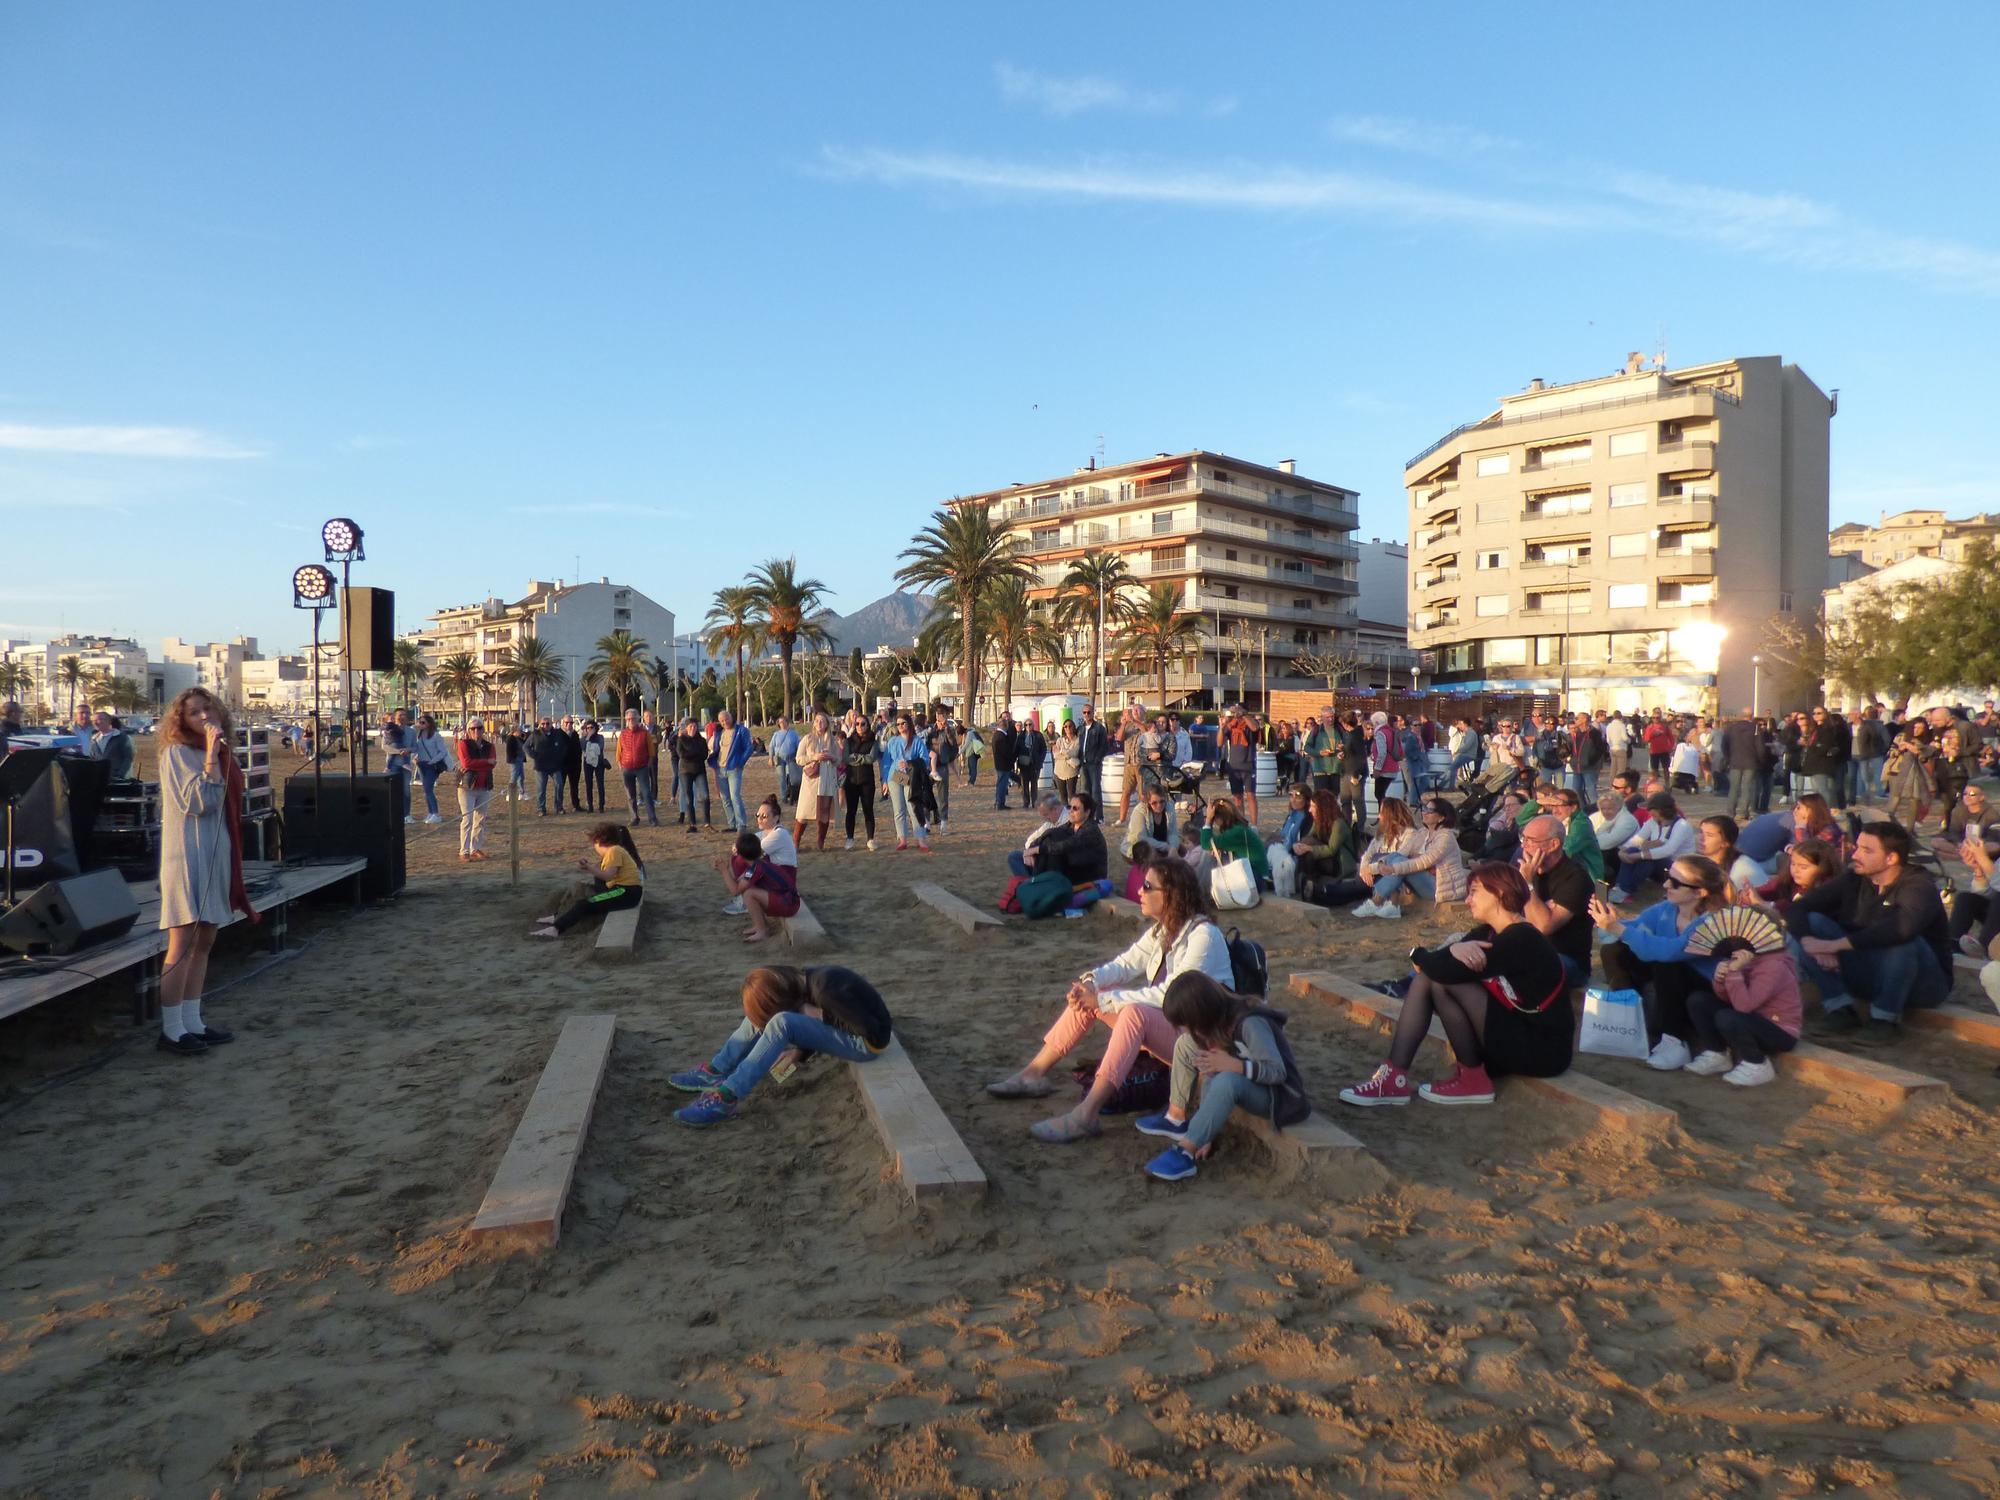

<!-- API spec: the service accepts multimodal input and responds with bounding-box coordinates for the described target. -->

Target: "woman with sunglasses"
[986,858,1232,1143]
[882,712,931,853]
[1587,854,1730,1072]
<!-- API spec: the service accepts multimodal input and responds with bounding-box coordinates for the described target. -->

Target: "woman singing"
[156,688,255,1056]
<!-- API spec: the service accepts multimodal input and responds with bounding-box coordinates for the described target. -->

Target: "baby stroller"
[1158,761,1206,799]
[1451,765,1520,855]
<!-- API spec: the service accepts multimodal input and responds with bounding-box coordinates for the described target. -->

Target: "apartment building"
[159,635,262,709]
[1829,509,2000,568]
[0,635,153,716]
[1405,354,1831,715]
[1355,540,1420,691]
[420,578,674,719]
[950,450,1360,713]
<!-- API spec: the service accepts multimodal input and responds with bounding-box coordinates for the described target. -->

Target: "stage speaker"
[282,773,406,900]
[340,587,396,674]
[0,867,141,956]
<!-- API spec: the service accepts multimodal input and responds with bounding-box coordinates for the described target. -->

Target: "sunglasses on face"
[1660,875,1694,890]
[1140,881,1163,893]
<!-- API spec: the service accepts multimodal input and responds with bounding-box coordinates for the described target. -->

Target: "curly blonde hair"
[161,688,233,750]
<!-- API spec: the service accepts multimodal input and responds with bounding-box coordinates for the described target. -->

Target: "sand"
[4,745,2000,1496]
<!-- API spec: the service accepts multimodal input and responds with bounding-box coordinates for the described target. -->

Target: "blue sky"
[4,3,1994,657]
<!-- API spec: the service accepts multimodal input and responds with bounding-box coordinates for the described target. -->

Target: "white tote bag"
[1210,857,1261,910]
[1578,986,1651,1061]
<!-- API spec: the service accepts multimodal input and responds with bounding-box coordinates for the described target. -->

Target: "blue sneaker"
[669,1065,724,1093]
[674,1090,738,1127]
[1145,1145,1198,1182]
[1133,1111,1188,1140]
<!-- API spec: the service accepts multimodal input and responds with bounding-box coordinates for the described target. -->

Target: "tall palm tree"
[703,586,762,726]
[984,576,1066,716]
[578,664,609,717]
[434,652,482,728]
[57,655,86,719]
[587,629,652,713]
[896,503,1030,723]
[0,661,30,701]
[647,656,678,719]
[745,558,835,722]
[497,636,565,721]
[390,639,429,711]
[1057,552,1136,708]
[1116,583,1205,712]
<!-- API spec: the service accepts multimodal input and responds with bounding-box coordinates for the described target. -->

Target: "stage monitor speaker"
[340,587,396,674]
[0,867,141,956]
[282,773,406,900]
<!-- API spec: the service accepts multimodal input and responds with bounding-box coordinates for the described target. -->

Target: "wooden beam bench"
[1091,895,1143,922]
[467,1013,616,1254]
[591,891,643,961]
[1904,1002,2000,1050]
[1288,971,1678,1138]
[1226,1109,1383,1189]
[781,899,829,953]
[911,881,1003,935]
[851,1036,986,1201]
[1781,1040,1950,1107]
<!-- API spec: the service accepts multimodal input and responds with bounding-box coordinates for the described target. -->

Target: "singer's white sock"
[183,997,204,1034]
[160,1002,186,1041]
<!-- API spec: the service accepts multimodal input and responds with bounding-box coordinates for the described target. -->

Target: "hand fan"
[1684,905,1786,960]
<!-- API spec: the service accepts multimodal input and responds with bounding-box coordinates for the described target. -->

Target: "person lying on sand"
[530,823,643,940]
[1133,972,1311,1183]
[986,858,1233,1143]
[671,966,893,1126]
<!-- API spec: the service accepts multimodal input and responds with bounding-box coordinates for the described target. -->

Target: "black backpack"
[1224,925,1268,997]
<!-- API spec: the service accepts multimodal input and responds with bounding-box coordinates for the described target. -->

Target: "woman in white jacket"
[988,858,1232,1143]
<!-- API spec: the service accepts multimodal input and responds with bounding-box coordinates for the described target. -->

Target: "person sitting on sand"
[986,858,1232,1143]
[1133,971,1311,1183]
[1681,942,1802,1088]
[1351,796,1418,918]
[713,830,800,944]
[1199,796,1269,888]
[1338,862,1574,1107]
[721,797,797,917]
[1588,853,1729,1071]
[1360,797,1468,916]
[1010,791,1067,877]
[670,965,893,1125]
[1124,783,1182,862]
[1608,793,1696,903]
[531,822,644,938]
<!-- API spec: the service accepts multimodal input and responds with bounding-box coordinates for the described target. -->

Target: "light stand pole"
[1751,654,1762,719]
[322,518,366,777]
[1561,559,1575,713]
[292,565,337,857]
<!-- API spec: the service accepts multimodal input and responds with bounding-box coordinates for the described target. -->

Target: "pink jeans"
[1043,1000,1178,1085]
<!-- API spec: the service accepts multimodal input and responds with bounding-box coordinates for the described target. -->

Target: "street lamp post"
[1751,654,1762,719]
[1560,559,1575,714]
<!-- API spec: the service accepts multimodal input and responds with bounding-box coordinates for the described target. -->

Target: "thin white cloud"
[995,63,1175,117]
[817,146,1590,230]
[0,423,263,459]
[1203,96,1241,120]
[1330,115,1519,156]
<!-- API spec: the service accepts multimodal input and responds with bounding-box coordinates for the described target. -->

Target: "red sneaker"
[1338,1061,1413,1108]
[1418,1064,1496,1106]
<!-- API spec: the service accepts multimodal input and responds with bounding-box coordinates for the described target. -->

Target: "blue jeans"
[718,766,748,828]
[1448,751,1478,786]
[417,760,444,817]
[994,766,1013,809]
[708,1011,878,1100]
[679,768,710,823]
[623,768,655,821]
[966,754,981,787]
[1851,756,1884,803]
[1753,767,1774,814]
[1371,861,1436,903]
[535,769,562,813]
[1612,856,1668,896]
[509,760,525,793]
[1798,913,1950,1020]
[1567,768,1600,801]
[1803,773,1838,805]
[1008,850,1033,878]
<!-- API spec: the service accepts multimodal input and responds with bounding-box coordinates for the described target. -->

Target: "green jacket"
[1201,821,1270,882]
[1564,810,1604,882]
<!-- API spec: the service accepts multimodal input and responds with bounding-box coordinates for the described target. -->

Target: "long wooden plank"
[591,892,643,961]
[467,1014,617,1253]
[1783,1040,1949,1106]
[1091,895,1143,922]
[783,899,829,953]
[1228,1109,1375,1167]
[1904,1002,2000,1049]
[850,1036,986,1200]
[911,881,1002,935]
[1288,970,1677,1137]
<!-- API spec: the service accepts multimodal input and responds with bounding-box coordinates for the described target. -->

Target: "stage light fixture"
[292,564,337,608]
[321,517,365,562]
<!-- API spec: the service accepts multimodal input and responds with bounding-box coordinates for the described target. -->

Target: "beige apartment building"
[1405,354,1831,715]
[418,578,674,720]
[1829,508,2000,568]
[947,451,1360,713]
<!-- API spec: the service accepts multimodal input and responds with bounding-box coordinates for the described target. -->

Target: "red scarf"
[220,749,259,924]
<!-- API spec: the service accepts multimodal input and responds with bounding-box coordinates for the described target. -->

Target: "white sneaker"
[940,821,950,835]
[1375,902,1401,921]
[424,814,442,824]
[720,898,746,915]
[1646,1035,1691,1071]
[844,838,855,851]
[1981,961,2000,1013]
[404,816,415,824]
[1723,1058,1776,1087]
[1684,1049,1732,1076]
[1351,900,1381,918]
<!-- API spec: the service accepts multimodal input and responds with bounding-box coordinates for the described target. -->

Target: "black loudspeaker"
[282,773,406,900]
[340,587,396,674]
[0,867,141,956]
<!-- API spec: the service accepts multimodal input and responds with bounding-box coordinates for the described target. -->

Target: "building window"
[1485,637,1529,666]
[1476,594,1509,617]
[1222,584,1238,599]
[1608,429,1648,458]
[1151,547,1185,572]
[1526,489,1591,518]
[1152,511,1175,535]
[1607,583,1648,609]
[1475,454,1511,477]
[1224,549,1237,561]
[1291,597,1311,610]
[1476,549,1509,570]
[1780,591,1794,612]
[1608,531,1648,558]
[1610,630,1665,663]
[1609,481,1647,508]
[1443,644,1473,672]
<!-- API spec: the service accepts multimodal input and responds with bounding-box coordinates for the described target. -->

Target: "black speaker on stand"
[0,867,140,956]
[282,773,405,900]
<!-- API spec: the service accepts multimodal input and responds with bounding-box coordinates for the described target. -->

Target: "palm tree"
[0,661,30,701]
[578,664,608,717]
[57,656,85,719]
[497,636,565,721]
[984,576,1066,716]
[1116,583,1205,712]
[896,503,1031,723]
[703,586,762,725]
[587,629,652,714]
[1057,552,1136,708]
[647,656,678,719]
[390,640,429,712]
[434,652,482,728]
[745,558,835,722]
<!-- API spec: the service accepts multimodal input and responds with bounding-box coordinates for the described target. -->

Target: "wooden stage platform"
[0,857,368,1024]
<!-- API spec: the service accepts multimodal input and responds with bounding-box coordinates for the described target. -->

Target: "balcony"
[1417,524,1461,550]
[1519,504,1594,529]
[1656,495,1715,526]
[1405,382,1737,472]
[1518,553,1591,575]
[1522,448,1593,474]
[1414,612,1461,632]
[1655,538,1717,559]
[1196,592,1351,628]
[1656,439,1716,470]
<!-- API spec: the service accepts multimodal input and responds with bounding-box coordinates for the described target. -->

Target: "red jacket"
[1643,722,1677,755]
[457,735,497,790]
[617,728,654,772]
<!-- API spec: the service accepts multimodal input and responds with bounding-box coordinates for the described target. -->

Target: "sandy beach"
[5,750,2000,1497]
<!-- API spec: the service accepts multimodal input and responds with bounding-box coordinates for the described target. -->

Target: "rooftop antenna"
[1653,325,1668,371]
[1095,433,1106,462]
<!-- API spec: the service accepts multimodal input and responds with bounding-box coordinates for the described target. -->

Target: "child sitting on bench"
[716,830,800,944]
[531,822,643,938]
[671,965,893,1125]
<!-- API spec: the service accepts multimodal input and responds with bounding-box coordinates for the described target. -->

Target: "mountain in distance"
[822,590,931,653]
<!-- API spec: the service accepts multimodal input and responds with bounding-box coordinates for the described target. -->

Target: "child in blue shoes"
[671,965,893,1125]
